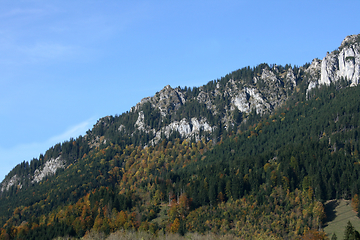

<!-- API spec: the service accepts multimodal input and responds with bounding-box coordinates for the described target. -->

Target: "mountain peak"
[340,33,360,50]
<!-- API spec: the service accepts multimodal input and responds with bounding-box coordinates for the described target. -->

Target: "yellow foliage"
[352,194,359,209]
[170,218,180,233]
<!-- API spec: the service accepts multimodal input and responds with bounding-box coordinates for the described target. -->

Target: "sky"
[0,0,359,182]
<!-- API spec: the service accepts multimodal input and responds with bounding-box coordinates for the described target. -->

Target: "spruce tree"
[344,221,360,240]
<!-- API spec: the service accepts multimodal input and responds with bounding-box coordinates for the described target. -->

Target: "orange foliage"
[301,229,328,240]
[352,194,359,212]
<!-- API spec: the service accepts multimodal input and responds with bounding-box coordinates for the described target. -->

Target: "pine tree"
[344,221,360,240]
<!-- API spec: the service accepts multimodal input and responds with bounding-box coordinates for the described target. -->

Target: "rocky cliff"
[307,34,360,95]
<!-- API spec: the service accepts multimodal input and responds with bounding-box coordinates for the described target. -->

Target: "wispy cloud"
[0,2,154,66]
[19,42,75,63]
[0,8,45,19]
[0,5,80,65]
[0,117,95,182]
[48,118,94,143]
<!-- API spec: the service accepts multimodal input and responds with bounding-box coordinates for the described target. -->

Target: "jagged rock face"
[307,33,360,93]
[232,87,270,115]
[156,85,186,115]
[150,117,213,145]
[0,156,65,192]
[32,156,65,183]
[338,39,360,86]
[320,51,339,86]
[231,68,289,115]
[305,59,322,96]
[118,124,125,132]
[285,67,296,87]
[129,85,216,144]
[132,85,185,116]
[197,90,216,111]
[1,174,22,192]
[258,68,287,108]
[306,58,322,79]
[135,111,152,132]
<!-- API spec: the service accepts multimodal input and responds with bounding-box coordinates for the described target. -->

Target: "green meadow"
[324,200,360,239]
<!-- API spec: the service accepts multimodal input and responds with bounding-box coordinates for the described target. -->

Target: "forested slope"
[1,33,360,239]
[1,82,360,239]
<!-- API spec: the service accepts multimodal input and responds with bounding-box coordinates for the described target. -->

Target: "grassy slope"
[324,200,360,239]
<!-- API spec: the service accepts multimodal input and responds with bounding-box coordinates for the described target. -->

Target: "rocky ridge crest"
[109,34,360,146]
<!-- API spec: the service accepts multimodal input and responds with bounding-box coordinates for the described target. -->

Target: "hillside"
[0,33,360,240]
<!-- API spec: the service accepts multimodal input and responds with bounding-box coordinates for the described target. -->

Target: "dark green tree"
[344,221,360,240]
[331,233,337,240]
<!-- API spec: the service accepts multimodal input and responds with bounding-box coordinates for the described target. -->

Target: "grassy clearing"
[323,199,360,239]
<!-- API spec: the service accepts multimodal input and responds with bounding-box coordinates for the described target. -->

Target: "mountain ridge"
[1,33,359,194]
[1,33,360,239]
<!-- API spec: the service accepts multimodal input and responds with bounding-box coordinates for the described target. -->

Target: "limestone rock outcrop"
[131,85,185,116]
[0,156,65,192]
[150,117,214,145]
[31,156,65,183]
[307,33,360,95]
[0,174,22,192]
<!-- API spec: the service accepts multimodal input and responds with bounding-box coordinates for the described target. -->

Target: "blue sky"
[0,0,359,181]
